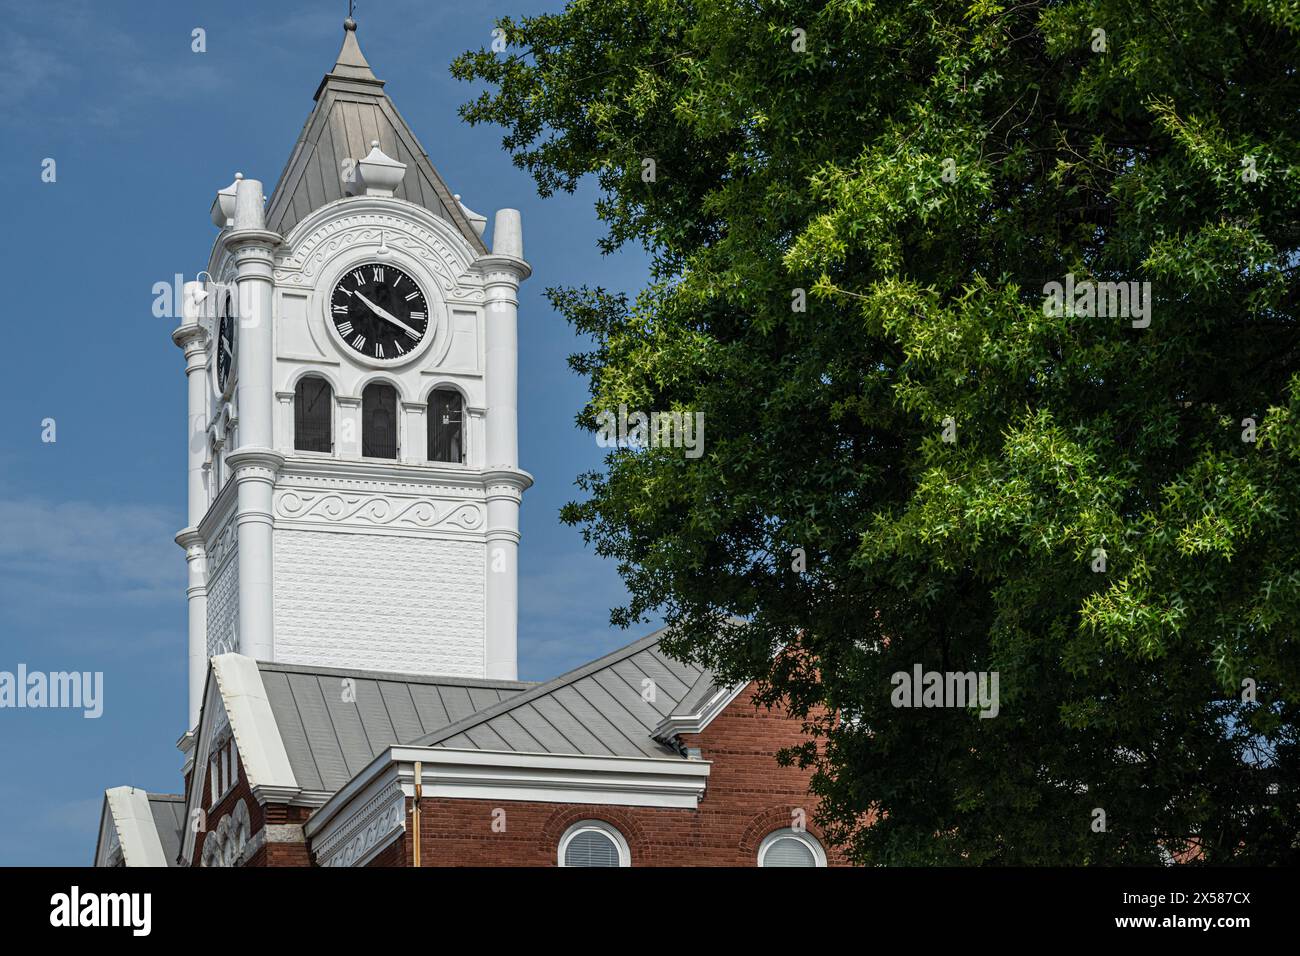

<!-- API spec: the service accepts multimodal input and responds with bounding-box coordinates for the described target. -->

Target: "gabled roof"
[148,793,186,865]
[412,628,710,759]
[94,787,179,867]
[257,660,532,792]
[265,19,487,251]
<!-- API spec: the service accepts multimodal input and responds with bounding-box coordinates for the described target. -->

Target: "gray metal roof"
[264,21,487,251]
[414,629,711,759]
[146,793,185,866]
[257,661,531,792]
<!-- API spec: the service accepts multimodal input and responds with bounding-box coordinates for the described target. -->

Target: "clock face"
[217,294,235,392]
[330,263,429,362]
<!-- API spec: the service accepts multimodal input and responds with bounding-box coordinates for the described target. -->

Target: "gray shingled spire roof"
[265,18,488,250]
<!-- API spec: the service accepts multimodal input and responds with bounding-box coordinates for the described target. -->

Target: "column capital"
[483,467,534,499]
[174,526,207,554]
[227,447,285,482]
[470,253,531,285]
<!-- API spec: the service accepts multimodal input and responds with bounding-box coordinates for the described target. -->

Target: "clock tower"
[172,18,531,731]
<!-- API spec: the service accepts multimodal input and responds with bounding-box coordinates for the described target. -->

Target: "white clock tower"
[172,18,531,731]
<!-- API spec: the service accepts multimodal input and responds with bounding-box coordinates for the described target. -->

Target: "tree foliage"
[454,0,1300,863]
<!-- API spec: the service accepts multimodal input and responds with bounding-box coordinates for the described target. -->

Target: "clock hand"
[354,290,421,339]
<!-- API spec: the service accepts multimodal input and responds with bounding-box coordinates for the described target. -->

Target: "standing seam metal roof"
[413,629,710,759]
[257,661,532,793]
[264,21,487,251]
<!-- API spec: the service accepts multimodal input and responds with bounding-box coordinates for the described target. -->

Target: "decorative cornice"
[312,777,406,868]
[306,747,712,853]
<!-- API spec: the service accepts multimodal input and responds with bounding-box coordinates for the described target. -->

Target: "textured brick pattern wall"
[364,687,849,867]
[274,529,485,675]
[205,549,239,656]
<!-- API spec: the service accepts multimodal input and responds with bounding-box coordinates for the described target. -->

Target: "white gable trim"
[652,681,749,743]
[180,655,303,865]
[210,653,299,792]
[103,787,169,867]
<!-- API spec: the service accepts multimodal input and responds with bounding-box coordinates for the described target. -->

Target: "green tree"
[454,0,1300,863]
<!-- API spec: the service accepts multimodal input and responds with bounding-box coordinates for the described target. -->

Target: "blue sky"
[0,0,651,865]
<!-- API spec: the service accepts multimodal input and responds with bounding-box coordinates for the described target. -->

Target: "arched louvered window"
[294,376,333,452]
[428,387,465,464]
[757,828,827,867]
[362,382,398,459]
[558,821,629,867]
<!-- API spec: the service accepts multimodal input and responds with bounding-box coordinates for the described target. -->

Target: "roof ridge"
[256,659,533,689]
[411,627,672,747]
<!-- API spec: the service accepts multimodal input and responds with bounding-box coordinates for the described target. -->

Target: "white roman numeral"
[410,311,426,321]
[337,321,353,336]
[372,266,384,282]
[352,270,366,286]
[405,291,418,301]
[352,335,366,350]
[374,343,385,358]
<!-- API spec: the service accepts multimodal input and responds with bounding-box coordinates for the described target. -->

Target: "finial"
[371,140,379,148]
[345,0,356,30]
[235,172,243,180]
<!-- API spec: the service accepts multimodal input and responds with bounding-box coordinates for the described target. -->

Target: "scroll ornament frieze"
[321,787,406,867]
[275,490,483,531]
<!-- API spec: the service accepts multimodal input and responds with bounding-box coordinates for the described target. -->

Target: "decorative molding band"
[313,778,406,868]
[306,749,712,857]
[274,491,484,532]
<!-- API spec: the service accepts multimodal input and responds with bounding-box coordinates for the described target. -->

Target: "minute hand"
[354,291,421,339]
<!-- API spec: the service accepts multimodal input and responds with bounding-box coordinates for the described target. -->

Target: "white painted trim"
[652,681,748,743]
[757,827,827,867]
[558,819,631,867]
[305,746,711,863]
[210,654,300,793]
[104,787,169,868]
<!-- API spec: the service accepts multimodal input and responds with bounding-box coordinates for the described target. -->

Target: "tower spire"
[332,9,377,82]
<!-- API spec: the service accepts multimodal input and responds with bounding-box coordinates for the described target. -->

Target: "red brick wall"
[189,744,313,867]
[363,685,847,867]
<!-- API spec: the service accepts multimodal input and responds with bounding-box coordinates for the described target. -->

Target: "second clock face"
[330,263,429,362]
[217,294,235,393]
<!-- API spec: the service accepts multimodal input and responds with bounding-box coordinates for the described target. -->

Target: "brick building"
[92,16,842,869]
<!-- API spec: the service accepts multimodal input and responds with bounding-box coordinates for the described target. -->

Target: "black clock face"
[217,295,235,392]
[330,263,429,361]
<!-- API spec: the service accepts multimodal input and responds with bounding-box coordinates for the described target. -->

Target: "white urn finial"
[210,173,241,229]
[357,141,405,197]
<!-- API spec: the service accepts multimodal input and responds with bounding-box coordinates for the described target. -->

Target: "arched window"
[757,828,827,867]
[428,387,464,463]
[362,382,398,459]
[294,376,333,452]
[558,821,630,867]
